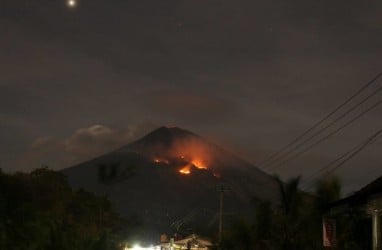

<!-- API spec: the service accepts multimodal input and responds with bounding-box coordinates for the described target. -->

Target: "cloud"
[63,124,133,156]
[13,123,156,171]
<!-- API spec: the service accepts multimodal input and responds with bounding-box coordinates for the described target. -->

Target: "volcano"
[62,126,279,240]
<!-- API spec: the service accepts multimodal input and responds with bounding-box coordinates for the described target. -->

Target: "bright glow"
[179,165,191,175]
[128,244,155,250]
[67,0,76,8]
[191,159,207,169]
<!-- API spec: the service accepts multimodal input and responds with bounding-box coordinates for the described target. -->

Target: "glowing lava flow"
[179,165,191,175]
[191,159,207,169]
[153,154,208,176]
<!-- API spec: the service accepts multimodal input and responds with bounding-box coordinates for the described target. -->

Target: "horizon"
[2,124,378,196]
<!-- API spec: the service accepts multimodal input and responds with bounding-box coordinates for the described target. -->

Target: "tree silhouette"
[98,161,136,186]
[0,167,125,250]
[98,163,120,185]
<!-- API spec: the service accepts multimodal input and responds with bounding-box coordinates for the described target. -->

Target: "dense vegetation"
[0,167,372,250]
[221,176,371,250]
[0,168,132,250]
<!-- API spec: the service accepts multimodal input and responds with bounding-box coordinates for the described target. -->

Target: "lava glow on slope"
[151,150,209,176]
[179,165,191,175]
[178,159,208,175]
[191,159,207,169]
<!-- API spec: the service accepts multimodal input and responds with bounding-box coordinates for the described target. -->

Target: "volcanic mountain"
[62,126,279,239]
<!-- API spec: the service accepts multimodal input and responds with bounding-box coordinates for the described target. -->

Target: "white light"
[129,244,156,250]
[131,244,144,250]
[125,243,157,250]
[67,0,76,8]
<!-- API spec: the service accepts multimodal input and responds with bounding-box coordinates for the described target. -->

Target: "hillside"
[62,126,279,240]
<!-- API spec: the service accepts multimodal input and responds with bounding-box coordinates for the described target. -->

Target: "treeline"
[0,168,133,250]
[222,176,371,250]
[0,167,372,250]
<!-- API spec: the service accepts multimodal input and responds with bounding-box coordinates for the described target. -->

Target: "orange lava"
[179,165,191,175]
[191,159,207,169]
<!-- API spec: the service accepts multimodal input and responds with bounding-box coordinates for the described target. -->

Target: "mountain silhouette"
[62,126,279,240]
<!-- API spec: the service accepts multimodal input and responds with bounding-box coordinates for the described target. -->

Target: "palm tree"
[314,176,341,213]
[252,200,272,249]
[274,176,307,250]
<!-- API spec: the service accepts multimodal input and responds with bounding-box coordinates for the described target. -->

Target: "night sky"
[1,0,382,194]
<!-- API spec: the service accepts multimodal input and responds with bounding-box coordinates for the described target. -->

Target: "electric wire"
[301,128,382,189]
[268,98,382,171]
[264,83,382,169]
[258,73,382,168]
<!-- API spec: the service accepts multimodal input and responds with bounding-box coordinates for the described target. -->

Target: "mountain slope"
[62,126,279,239]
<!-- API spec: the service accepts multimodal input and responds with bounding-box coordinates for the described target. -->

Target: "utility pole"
[217,184,230,245]
[371,210,381,250]
[367,201,382,250]
[371,209,381,250]
[218,188,224,244]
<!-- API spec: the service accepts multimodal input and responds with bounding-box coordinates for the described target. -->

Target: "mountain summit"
[62,126,279,239]
[120,126,202,156]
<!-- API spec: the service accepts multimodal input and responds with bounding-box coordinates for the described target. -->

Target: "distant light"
[213,172,221,178]
[131,244,143,250]
[129,244,156,250]
[153,158,169,164]
[67,0,77,8]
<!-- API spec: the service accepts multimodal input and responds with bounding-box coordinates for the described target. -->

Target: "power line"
[268,98,382,171]
[264,84,382,169]
[302,128,382,189]
[303,148,359,186]
[321,131,380,177]
[258,73,382,168]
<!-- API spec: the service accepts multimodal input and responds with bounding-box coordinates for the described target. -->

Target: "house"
[328,176,382,250]
[158,234,213,250]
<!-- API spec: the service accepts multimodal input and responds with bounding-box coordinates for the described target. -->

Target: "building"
[328,176,382,250]
[158,234,213,250]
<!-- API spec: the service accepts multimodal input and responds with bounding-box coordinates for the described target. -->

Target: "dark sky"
[1,0,382,194]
